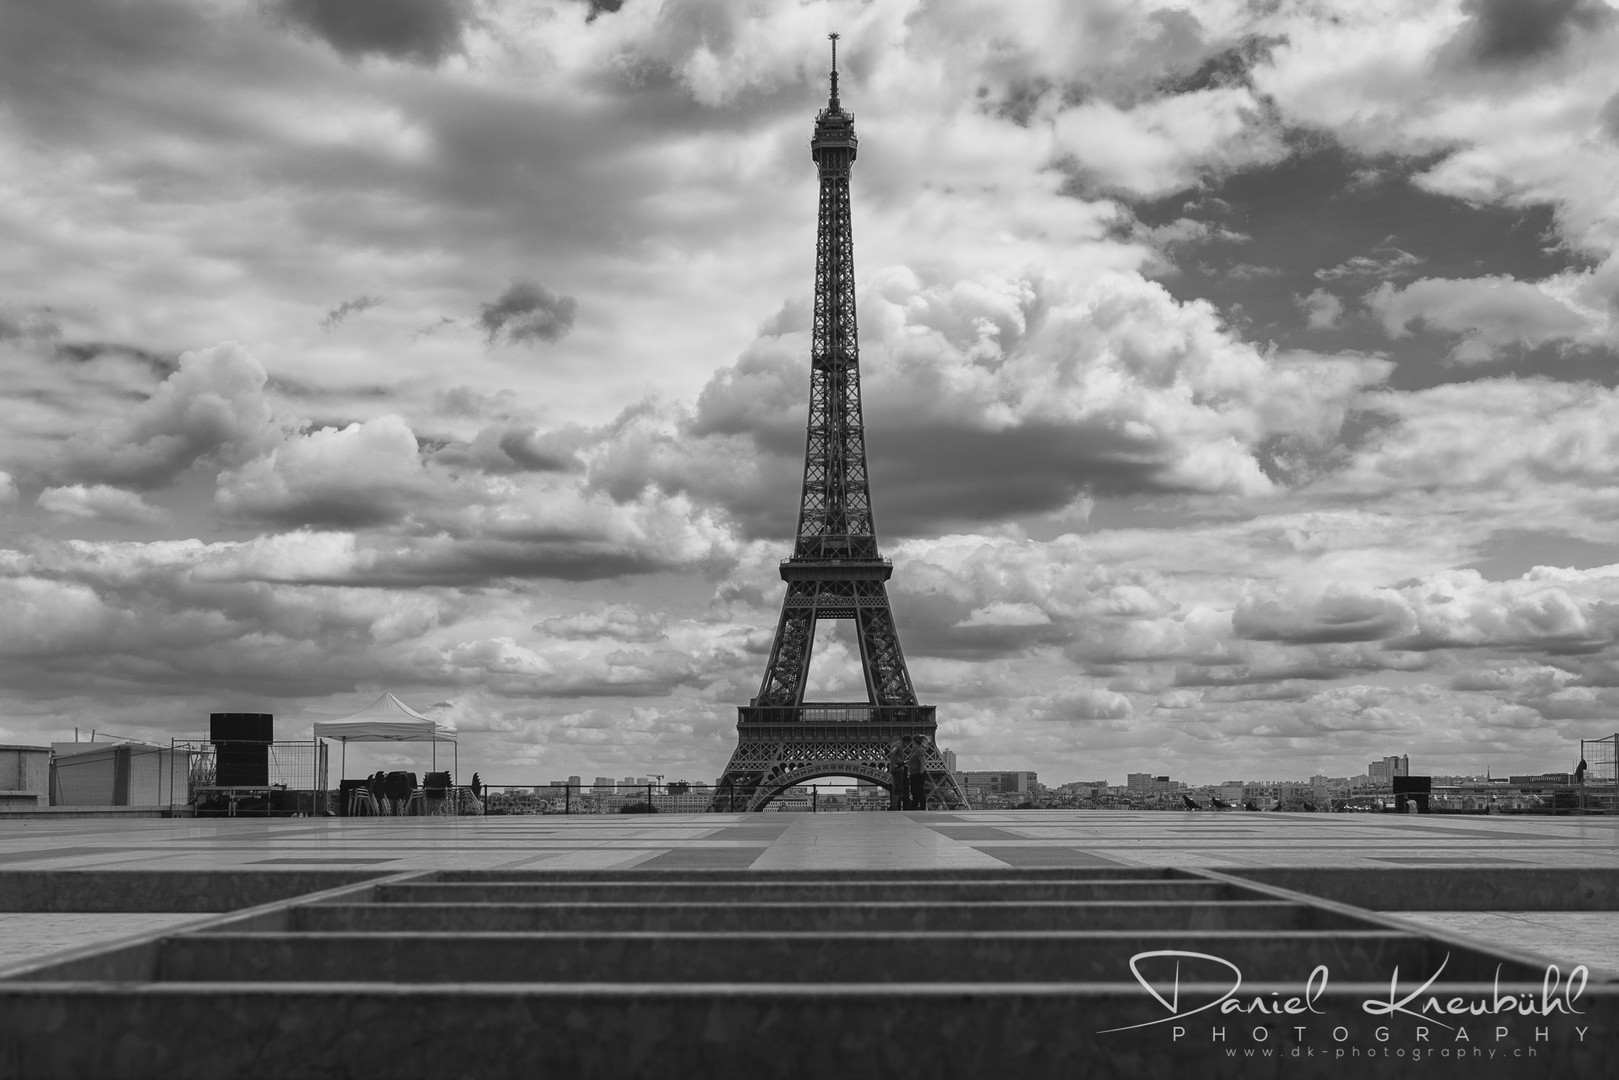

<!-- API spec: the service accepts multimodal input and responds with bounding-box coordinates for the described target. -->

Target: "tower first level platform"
[715,712,957,813]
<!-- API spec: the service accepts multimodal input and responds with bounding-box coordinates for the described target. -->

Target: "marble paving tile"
[1387,911,1619,975]
[0,914,207,964]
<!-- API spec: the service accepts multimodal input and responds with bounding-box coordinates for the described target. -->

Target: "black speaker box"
[210,712,273,744]
[216,743,269,787]
[1392,775,1431,795]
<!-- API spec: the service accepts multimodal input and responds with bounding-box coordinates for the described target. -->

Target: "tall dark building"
[712,38,967,812]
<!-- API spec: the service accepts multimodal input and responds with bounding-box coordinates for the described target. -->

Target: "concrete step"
[372,878,1239,904]
[6,865,1598,1077]
[152,928,1539,983]
[1,983,1610,1078]
[432,867,1177,883]
[292,899,1363,933]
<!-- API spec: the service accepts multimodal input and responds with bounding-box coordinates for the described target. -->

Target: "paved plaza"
[3,809,1618,1077]
[4,809,1619,971]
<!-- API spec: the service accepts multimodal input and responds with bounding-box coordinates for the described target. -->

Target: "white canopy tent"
[313,693,458,785]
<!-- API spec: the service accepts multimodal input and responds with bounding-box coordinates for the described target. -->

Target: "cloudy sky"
[4,0,1619,786]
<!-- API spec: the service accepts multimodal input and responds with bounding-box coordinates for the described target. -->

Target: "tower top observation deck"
[812,33,857,165]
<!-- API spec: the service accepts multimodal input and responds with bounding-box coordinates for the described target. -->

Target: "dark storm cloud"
[1131,137,1587,390]
[49,342,175,375]
[665,311,1364,542]
[274,0,473,66]
[0,1,210,118]
[595,394,1175,543]
[578,0,624,22]
[429,424,587,474]
[320,295,383,331]
[890,588,1070,662]
[1600,92,1619,143]
[1159,34,1287,94]
[478,280,578,347]
[871,420,1167,535]
[494,428,582,472]
[330,537,708,587]
[0,1,794,319]
[0,306,172,375]
[1173,662,1344,687]
[1456,0,1613,66]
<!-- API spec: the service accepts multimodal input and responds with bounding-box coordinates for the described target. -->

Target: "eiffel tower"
[712,38,968,813]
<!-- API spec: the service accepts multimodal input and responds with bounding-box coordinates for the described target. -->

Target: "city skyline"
[4,0,1619,787]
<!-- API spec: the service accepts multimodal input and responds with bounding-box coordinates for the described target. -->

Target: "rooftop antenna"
[828,32,840,108]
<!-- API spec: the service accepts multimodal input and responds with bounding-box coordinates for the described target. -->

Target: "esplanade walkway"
[2,810,1617,1077]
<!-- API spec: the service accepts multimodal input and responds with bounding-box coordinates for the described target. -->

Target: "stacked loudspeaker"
[211,713,273,787]
[1391,774,1431,813]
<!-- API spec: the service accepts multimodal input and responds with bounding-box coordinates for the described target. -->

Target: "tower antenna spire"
[828,32,840,107]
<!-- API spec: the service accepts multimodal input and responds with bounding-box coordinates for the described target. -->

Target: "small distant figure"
[1182,795,1201,811]
[905,735,929,811]
[886,738,907,811]
[1576,758,1588,784]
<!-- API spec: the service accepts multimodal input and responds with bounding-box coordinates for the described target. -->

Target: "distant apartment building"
[1127,774,1174,796]
[943,749,957,774]
[593,776,616,795]
[1367,756,1409,784]
[960,771,1037,796]
[1310,775,1352,802]
[650,791,713,812]
[568,775,582,789]
[1056,780,1109,797]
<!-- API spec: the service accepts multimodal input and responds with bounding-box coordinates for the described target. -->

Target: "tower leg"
[755,584,817,707]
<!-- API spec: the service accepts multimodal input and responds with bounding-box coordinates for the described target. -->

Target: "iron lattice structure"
[713,41,967,812]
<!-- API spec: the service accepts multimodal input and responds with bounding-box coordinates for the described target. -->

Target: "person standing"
[886,738,907,811]
[906,735,929,811]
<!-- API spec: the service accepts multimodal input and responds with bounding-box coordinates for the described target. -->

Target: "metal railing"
[480,781,905,815]
[178,739,328,817]
[736,704,937,725]
[469,782,1619,815]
